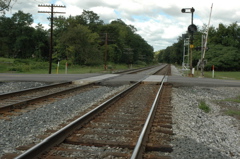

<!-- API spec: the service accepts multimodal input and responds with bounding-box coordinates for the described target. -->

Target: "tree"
[33,23,49,59]
[0,0,15,13]
[0,15,14,57]
[11,10,33,26]
[80,10,104,32]
[10,11,35,58]
[60,24,101,65]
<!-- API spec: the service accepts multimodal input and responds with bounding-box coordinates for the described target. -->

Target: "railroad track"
[12,66,173,159]
[0,82,97,116]
[0,64,168,117]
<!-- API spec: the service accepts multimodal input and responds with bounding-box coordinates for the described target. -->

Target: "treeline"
[0,10,154,66]
[158,22,240,71]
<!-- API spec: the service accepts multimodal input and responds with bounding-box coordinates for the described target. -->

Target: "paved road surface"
[0,66,240,87]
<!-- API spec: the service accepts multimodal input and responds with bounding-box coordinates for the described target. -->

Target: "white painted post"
[65,62,68,74]
[212,65,214,78]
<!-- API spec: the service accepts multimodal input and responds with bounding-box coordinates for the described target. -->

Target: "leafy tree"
[11,10,33,26]
[0,15,14,57]
[60,24,101,65]
[11,11,35,58]
[0,0,15,13]
[0,11,48,59]
[80,10,104,32]
[158,22,240,71]
[33,23,49,60]
[0,9,154,67]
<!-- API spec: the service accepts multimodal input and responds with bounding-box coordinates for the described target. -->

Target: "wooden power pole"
[38,4,66,74]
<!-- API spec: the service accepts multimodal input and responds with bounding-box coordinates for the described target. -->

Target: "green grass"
[0,57,14,63]
[223,96,240,103]
[0,57,14,72]
[198,100,211,113]
[218,96,240,119]
[225,110,240,116]
[0,58,133,74]
[194,70,240,80]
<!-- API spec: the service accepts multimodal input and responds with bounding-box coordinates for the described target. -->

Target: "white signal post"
[200,3,213,77]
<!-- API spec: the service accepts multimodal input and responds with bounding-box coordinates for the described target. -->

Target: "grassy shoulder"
[179,66,240,80]
[222,95,240,119]
[0,57,142,74]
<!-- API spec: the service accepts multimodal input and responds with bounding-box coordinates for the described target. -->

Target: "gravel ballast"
[0,82,129,157]
[0,82,50,94]
[171,86,240,159]
[0,79,240,158]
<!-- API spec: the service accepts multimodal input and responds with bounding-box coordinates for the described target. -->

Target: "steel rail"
[114,64,162,74]
[152,64,168,75]
[0,82,71,100]
[15,81,141,159]
[131,75,167,159]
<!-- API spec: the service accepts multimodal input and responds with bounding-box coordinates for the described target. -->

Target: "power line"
[38,4,66,74]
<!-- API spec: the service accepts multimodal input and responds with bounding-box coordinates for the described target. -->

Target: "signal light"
[181,7,195,13]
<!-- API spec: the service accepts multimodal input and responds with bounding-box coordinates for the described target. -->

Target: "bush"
[134,60,146,66]
[198,100,210,113]
[30,62,49,69]
[8,64,31,72]
[14,59,30,65]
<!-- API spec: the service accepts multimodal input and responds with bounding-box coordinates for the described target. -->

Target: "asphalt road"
[0,67,240,87]
[0,73,101,83]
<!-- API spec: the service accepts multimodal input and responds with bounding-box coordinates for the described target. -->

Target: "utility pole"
[38,4,66,74]
[100,33,115,70]
[104,33,108,70]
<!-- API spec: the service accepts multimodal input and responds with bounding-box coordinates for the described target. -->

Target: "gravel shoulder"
[171,86,240,159]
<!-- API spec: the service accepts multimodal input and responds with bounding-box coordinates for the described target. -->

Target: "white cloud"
[4,0,240,51]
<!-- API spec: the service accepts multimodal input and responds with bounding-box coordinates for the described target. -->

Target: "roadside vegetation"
[223,96,240,103]
[195,70,240,80]
[0,10,154,73]
[158,23,240,72]
[225,110,240,116]
[219,96,240,119]
[0,57,145,74]
[0,9,240,76]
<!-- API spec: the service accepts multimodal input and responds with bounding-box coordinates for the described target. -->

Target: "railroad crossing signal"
[181,7,196,76]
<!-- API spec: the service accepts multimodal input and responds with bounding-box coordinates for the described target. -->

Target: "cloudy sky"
[5,0,240,51]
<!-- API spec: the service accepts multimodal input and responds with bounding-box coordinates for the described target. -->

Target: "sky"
[5,0,240,51]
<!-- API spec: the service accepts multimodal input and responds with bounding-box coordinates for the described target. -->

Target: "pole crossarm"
[38,11,66,14]
[38,4,66,8]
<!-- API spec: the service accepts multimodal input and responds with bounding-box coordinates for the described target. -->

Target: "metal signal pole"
[38,4,66,74]
[181,7,197,76]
